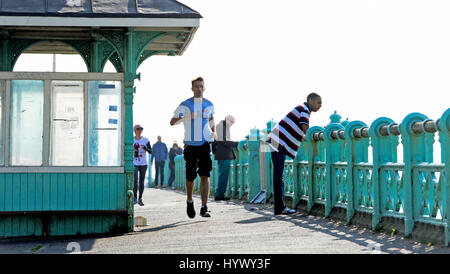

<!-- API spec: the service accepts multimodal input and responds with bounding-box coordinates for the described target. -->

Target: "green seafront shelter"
[0,0,201,237]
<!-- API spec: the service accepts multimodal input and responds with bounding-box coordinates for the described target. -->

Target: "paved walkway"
[0,187,449,254]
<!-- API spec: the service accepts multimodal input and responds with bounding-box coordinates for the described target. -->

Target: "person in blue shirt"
[151,136,168,188]
[170,77,216,218]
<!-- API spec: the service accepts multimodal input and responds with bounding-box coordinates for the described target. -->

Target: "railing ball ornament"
[338,130,345,140]
[319,132,324,141]
[361,127,369,138]
[411,119,438,134]
[424,119,438,133]
[412,121,423,134]
[379,123,400,136]
[313,132,321,141]
[331,130,339,140]
[352,127,369,139]
[353,128,361,138]
[379,125,389,136]
[389,123,400,136]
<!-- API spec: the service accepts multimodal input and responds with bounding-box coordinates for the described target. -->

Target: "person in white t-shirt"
[133,124,152,206]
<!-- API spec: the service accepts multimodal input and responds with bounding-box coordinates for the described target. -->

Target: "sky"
[14,0,450,153]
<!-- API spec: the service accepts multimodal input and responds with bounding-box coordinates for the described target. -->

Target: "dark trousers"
[271,150,287,214]
[215,160,231,199]
[168,164,175,187]
[155,161,165,186]
[134,165,148,199]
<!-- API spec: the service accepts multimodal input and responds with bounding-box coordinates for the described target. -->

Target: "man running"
[170,77,216,218]
[266,92,322,215]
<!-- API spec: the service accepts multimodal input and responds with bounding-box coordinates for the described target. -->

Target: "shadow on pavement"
[137,220,207,233]
[232,201,449,254]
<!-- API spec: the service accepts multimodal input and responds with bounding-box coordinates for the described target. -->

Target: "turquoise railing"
[174,109,450,245]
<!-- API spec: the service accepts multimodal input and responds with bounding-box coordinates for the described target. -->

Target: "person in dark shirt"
[168,142,184,188]
[212,115,238,201]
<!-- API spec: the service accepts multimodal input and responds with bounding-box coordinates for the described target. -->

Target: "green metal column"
[90,41,102,73]
[1,40,10,71]
[124,29,138,232]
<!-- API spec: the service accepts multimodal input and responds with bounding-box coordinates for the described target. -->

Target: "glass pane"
[0,80,4,166]
[10,80,44,166]
[50,81,84,166]
[88,81,122,166]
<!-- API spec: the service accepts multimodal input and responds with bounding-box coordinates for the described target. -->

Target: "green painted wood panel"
[35,173,43,211]
[57,173,65,210]
[73,173,80,210]
[13,174,20,211]
[88,173,95,210]
[20,173,27,211]
[0,172,128,237]
[27,173,36,211]
[80,173,88,210]
[50,173,58,210]
[0,174,4,212]
[5,174,12,211]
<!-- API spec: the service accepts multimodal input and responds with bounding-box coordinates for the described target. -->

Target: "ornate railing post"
[264,120,276,203]
[323,123,345,217]
[439,109,450,245]
[232,147,240,198]
[339,121,373,223]
[306,126,325,213]
[226,158,233,198]
[247,127,261,202]
[369,117,398,230]
[343,121,369,223]
[238,139,248,199]
[400,112,429,237]
[293,142,307,208]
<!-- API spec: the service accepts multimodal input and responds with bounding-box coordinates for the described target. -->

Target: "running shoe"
[187,201,196,218]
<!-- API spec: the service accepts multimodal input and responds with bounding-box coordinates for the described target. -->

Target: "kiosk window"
[50,81,84,166]
[88,81,122,166]
[10,80,44,166]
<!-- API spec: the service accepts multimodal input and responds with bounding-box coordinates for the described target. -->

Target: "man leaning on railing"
[265,93,322,215]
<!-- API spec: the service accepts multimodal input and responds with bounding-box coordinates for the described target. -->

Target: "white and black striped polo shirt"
[266,102,310,159]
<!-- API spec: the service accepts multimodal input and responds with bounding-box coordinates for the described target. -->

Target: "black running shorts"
[184,142,212,181]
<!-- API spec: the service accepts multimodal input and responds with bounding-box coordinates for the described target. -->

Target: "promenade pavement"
[0,187,448,254]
